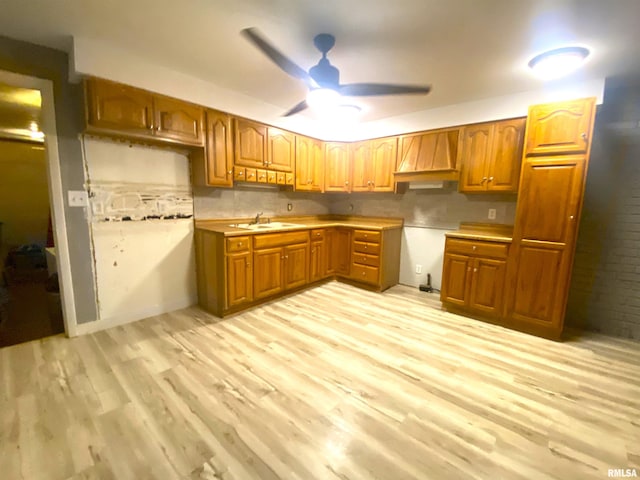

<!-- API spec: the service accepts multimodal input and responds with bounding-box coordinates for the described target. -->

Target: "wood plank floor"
[1,282,639,480]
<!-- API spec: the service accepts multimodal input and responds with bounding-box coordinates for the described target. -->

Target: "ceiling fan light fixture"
[528,46,590,79]
[306,87,341,110]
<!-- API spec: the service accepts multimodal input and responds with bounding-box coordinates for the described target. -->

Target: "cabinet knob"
[581,132,587,140]
[473,268,477,272]
[570,215,574,220]
[467,267,471,272]
[362,272,366,276]
[345,181,349,185]
[238,171,244,176]
[472,245,476,250]
[488,177,494,182]
[285,255,289,259]
[311,249,315,253]
[238,242,242,246]
[367,180,371,186]
[246,262,250,267]
[481,177,487,183]
[227,170,233,175]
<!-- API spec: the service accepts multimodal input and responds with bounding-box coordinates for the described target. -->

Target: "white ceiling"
[1,0,639,128]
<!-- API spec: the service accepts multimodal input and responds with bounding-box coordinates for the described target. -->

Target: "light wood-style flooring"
[1,282,639,479]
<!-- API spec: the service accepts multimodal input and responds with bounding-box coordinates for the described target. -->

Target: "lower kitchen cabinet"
[254,247,285,299]
[310,229,329,282]
[440,237,509,317]
[196,222,403,316]
[227,251,252,307]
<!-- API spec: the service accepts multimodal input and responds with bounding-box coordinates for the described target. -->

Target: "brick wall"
[567,79,640,338]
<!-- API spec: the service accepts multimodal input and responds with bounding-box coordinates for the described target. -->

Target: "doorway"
[0,69,78,344]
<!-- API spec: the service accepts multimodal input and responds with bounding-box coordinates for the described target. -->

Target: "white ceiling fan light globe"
[306,87,341,110]
[528,46,590,80]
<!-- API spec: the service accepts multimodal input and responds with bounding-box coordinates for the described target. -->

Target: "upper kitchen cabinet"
[325,142,351,192]
[525,97,596,156]
[395,127,461,182]
[458,118,525,193]
[234,118,268,168]
[192,109,233,188]
[267,128,295,172]
[85,77,154,136]
[351,138,397,192]
[295,135,324,192]
[153,95,205,146]
[84,77,204,146]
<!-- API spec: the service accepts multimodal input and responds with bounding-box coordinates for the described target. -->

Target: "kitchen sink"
[229,222,303,230]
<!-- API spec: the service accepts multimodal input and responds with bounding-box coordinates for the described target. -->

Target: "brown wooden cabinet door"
[459,123,493,192]
[468,258,506,315]
[440,253,471,307]
[295,136,324,191]
[153,95,204,145]
[204,109,233,187]
[331,228,352,275]
[284,243,309,290]
[235,118,268,168]
[85,78,154,136]
[371,137,397,192]
[350,141,372,192]
[310,239,327,282]
[253,247,283,299]
[487,118,525,192]
[514,156,585,244]
[226,252,252,308]
[508,243,570,332]
[525,98,596,156]
[324,142,351,192]
[268,128,294,172]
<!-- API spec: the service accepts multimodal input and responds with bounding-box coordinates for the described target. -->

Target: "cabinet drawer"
[310,229,325,241]
[351,264,380,285]
[256,169,268,183]
[254,231,309,249]
[226,236,250,253]
[352,252,380,267]
[446,238,508,258]
[245,168,257,182]
[233,166,246,181]
[353,229,381,243]
[353,241,381,255]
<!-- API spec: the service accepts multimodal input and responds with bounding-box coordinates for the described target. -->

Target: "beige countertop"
[445,222,513,243]
[195,215,404,236]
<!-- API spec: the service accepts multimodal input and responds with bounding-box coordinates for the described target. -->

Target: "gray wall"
[0,35,98,323]
[567,78,640,338]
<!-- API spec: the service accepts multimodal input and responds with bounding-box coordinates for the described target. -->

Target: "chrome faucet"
[252,211,263,225]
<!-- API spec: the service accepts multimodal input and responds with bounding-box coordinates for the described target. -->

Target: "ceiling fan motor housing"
[310,59,340,88]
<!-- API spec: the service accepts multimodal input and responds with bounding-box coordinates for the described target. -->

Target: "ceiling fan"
[241,27,432,117]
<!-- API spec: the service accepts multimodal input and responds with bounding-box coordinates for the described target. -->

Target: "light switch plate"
[488,208,497,220]
[68,190,88,207]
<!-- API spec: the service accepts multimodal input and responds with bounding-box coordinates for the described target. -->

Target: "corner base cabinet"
[196,221,402,316]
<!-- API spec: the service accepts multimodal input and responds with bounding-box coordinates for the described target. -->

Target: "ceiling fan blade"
[241,28,315,86]
[283,100,309,117]
[339,83,431,97]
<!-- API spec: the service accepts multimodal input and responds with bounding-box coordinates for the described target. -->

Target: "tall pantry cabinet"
[506,98,597,339]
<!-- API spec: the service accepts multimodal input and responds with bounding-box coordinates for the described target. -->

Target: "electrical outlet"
[488,208,497,220]
[68,190,88,207]
[287,203,293,211]
[415,264,422,274]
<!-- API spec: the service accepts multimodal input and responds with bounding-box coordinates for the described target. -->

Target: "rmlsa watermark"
[608,469,638,478]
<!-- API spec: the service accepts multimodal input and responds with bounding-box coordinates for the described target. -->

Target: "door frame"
[0,69,78,337]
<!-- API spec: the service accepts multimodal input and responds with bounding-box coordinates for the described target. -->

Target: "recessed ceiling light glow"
[306,87,340,110]
[528,46,590,80]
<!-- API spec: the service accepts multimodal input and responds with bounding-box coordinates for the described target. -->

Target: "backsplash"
[193,186,330,219]
[328,186,517,229]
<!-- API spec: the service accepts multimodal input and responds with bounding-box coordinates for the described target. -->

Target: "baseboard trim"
[75,296,196,336]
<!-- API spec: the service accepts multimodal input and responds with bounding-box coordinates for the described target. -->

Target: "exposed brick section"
[567,79,640,339]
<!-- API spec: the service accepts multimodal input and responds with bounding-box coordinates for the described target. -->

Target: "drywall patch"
[88,182,193,222]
